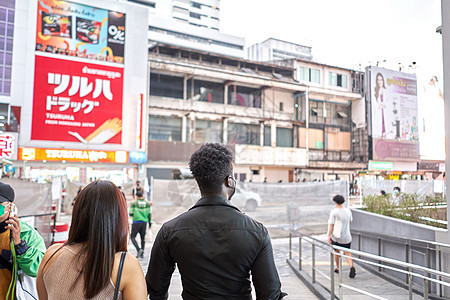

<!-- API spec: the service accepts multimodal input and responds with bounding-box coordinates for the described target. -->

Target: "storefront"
[14,147,146,185]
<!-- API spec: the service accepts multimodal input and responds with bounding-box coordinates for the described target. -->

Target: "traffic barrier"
[52,222,69,244]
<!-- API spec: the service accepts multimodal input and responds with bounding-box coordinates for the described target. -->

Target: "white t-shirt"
[328,207,353,244]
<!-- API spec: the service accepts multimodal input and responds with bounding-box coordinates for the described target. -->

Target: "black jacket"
[146,195,284,300]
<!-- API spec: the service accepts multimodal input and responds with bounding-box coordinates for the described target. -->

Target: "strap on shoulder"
[113,251,127,300]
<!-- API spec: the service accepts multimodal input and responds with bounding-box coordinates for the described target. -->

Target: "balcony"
[234,145,307,167]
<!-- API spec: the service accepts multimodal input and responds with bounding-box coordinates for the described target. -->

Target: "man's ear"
[226,176,235,188]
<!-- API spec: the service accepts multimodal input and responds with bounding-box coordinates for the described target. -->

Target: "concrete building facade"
[120,0,245,57]
[247,38,313,62]
[146,43,365,183]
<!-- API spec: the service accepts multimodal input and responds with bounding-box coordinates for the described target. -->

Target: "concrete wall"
[351,208,447,295]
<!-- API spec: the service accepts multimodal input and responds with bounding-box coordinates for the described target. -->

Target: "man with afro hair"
[146,143,286,299]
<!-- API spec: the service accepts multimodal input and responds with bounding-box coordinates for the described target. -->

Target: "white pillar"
[223,118,228,144]
[442,0,450,227]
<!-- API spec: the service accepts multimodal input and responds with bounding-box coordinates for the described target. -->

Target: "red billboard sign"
[32,54,123,144]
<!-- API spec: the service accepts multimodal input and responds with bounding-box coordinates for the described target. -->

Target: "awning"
[337,111,347,118]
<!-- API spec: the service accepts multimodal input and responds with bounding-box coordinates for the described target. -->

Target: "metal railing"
[288,232,450,300]
[21,213,58,245]
[352,229,450,296]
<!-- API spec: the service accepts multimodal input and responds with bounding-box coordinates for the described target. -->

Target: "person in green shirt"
[129,189,151,258]
[0,182,46,299]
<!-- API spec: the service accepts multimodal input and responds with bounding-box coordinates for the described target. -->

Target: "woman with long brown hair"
[36,180,147,299]
[373,72,387,138]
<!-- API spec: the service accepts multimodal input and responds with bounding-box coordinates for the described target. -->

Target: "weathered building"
[146,44,366,182]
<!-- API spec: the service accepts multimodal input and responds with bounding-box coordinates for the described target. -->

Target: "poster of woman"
[370,66,418,142]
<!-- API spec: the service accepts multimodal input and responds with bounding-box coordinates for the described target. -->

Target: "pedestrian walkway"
[291,234,423,299]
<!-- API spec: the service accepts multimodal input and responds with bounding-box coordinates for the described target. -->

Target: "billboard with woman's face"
[368,66,419,161]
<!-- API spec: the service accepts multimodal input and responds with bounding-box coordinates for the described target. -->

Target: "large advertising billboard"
[368,66,419,161]
[32,55,123,144]
[418,75,445,161]
[36,0,126,64]
[11,0,149,156]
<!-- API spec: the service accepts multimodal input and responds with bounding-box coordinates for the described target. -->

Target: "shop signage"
[32,55,124,144]
[18,147,129,163]
[129,151,146,164]
[368,161,394,171]
[0,133,18,160]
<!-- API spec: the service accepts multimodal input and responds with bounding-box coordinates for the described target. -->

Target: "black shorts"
[331,240,351,249]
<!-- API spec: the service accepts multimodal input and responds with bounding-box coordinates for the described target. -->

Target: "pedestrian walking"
[327,194,356,278]
[36,180,147,300]
[146,143,287,299]
[129,189,151,258]
[132,180,142,200]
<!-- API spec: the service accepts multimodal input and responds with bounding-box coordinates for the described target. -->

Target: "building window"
[128,0,155,8]
[228,123,260,145]
[0,2,15,96]
[276,127,293,147]
[329,72,348,88]
[195,119,223,143]
[264,125,271,146]
[189,12,201,19]
[149,116,183,141]
[298,66,320,83]
[150,73,184,99]
[227,85,261,108]
[193,79,224,104]
[335,105,349,126]
[190,1,201,8]
[310,101,324,123]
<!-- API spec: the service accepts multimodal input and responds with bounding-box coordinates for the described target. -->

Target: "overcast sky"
[220,0,443,77]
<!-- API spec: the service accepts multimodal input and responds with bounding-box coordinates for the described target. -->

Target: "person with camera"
[0,182,46,299]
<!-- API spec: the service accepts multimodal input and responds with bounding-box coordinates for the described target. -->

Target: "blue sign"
[129,151,147,164]
[4,165,14,173]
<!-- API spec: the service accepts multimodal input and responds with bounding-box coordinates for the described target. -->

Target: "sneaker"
[137,249,143,258]
[349,267,356,278]
[139,251,144,258]
[334,269,339,274]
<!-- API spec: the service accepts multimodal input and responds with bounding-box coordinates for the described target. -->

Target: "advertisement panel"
[32,54,123,144]
[417,75,445,161]
[368,66,419,161]
[36,0,126,64]
[12,0,148,158]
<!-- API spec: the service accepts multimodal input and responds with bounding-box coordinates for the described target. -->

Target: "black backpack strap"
[113,251,127,300]
[0,253,13,272]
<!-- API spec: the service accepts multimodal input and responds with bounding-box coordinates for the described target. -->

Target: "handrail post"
[299,237,302,270]
[289,232,292,259]
[439,248,442,297]
[408,272,412,300]
[405,243,409,284]
[339,252,343,300]
[424,278,429,300]
[426,247,431,293]
[330,251,335,300]
[378,237,382,272]
[312,242,316,283]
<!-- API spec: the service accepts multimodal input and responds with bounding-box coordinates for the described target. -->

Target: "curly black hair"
[333,195,345,204]
[189,143,234,194]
